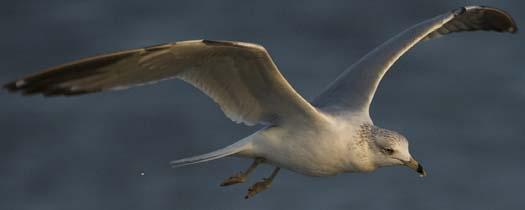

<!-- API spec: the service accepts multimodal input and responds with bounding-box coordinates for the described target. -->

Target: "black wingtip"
[458,6,518,34]
[483,6,519,34]
[3,80,21,93]
[2,78,100,97]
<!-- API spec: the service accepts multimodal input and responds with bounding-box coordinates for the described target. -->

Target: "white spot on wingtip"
[112,86,130,91]
[15,80,26,87]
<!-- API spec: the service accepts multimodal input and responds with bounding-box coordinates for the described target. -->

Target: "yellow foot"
[220,172,246,186]
[244,178,272,199]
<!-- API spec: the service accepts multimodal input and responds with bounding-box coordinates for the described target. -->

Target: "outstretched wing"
[4,40,325,126]
[313,6,517,116]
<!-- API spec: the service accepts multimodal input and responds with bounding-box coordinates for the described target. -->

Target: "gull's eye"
[383,148,394,155]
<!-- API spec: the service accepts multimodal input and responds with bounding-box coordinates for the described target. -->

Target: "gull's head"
[369,126,426,177]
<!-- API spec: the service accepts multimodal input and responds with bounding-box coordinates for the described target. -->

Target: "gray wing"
[313,6,517,115]
[4,40,325,126]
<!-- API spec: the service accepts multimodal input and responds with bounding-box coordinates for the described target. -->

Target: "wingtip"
[485,6,519,34]
[507,21,518,34]
[3,80,21,93]
[458,5,518,34]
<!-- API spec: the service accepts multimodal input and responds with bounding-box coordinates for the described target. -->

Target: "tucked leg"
[220,158,264,186]
[245,167,280,199]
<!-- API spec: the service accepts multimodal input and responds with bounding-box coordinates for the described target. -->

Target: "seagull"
[3,6,517,199]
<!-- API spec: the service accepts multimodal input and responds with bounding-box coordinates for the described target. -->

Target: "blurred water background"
[0,0,524,209]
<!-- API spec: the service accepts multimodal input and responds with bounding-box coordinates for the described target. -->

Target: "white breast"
[241,113,376,176]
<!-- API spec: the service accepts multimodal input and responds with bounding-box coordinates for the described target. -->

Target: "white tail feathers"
[170,141,250,168]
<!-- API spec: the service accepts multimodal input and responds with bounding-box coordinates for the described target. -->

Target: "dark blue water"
[1,1,523,209]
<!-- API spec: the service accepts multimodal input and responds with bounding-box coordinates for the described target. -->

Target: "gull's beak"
[404,157,427,177]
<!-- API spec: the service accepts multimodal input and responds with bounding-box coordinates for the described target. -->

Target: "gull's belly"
[247,125,358,177]
[262,143,345,176]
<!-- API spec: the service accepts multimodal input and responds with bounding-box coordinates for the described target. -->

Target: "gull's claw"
[245,178,272,199]
[220,172,246,186]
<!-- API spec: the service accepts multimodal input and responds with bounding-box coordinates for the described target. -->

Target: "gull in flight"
[4,6,517,199]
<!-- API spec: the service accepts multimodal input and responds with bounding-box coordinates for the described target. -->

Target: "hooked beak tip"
[405,158,427,177]
[416,163,427,177]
